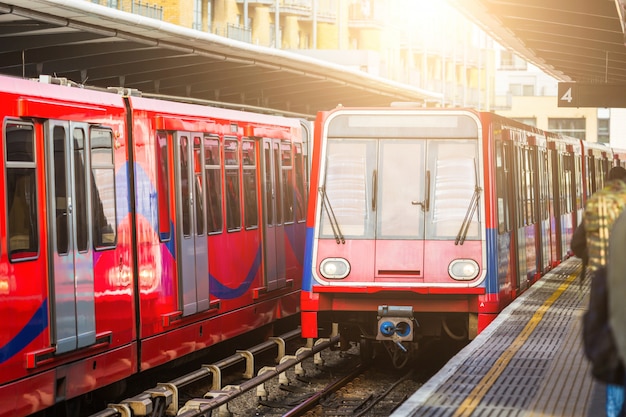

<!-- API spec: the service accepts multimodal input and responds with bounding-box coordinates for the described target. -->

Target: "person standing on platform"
[608,206,626,417]
[581,166,626,417]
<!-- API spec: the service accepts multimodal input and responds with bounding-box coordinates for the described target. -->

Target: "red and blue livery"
[0,74,308,417]
[300,106,622,367]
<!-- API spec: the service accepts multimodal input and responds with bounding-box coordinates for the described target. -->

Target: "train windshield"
[319,113,481,241]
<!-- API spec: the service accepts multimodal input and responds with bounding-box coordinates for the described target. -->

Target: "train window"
[91,128,117,249]
[273,141,283,225]
[295,143,306,223]
[73,127,89,253]
[53,126,69,255]
[5,122,38,261]
[321,139,376,239]
[225,138,241,231]
[156,132,171,241]
[427,140,480,239]
[281,141,294,224]
[179,135,191,237]
[496,140,511,234]
[193,135,205,236]
[204,135,223,234]
[242,139,258,229]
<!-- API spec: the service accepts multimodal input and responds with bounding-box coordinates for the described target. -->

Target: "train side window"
[204,135,223,234]
[242,139,258,229]
[52,125,69,255]
[5,122,38,261]
[281,141,294,224]
[91,128,117,249]
[294,143,306,223]
[495,140,510,234]
[225,138,241,231]
[156,131,171,241]
[193,135,205,236]
[73,127,89,253]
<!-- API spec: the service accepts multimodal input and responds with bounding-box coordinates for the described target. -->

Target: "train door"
[46,121,96,354]
[261,138,286,291]
[174,132,209,316]
[374,140,426,278]
[324,138,479,280]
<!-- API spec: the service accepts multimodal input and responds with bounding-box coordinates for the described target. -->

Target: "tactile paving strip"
[396,259,594,417]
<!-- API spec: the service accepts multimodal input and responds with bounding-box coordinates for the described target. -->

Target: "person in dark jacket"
[577,165,626,417]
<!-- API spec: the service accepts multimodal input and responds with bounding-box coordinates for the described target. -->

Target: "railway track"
[88,327,462,417]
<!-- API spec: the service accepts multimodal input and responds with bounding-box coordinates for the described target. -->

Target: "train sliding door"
[46,121,96,354]
[374,140,425,278]
[261,138,286,291]
[174,132,209,316]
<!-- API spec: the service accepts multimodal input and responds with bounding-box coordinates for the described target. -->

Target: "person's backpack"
[582,266,625,385]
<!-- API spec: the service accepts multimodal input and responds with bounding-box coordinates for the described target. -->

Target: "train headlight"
[320,258,350,279]
[448,259,479,280]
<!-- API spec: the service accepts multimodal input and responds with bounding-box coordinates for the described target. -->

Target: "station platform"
[392,257,606,417]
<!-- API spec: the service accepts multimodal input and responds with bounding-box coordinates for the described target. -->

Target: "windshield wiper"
[455,160,481,245]
[319,187,345,244]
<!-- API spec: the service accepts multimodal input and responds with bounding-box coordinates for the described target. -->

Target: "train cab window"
[5,122,38,261]
[242,139,258,229]
[156,132,171,241]
[294,143,306,223]
[204,135,223,234]
[91,128,117,249]
[281,141,294,224]
[224,138,241,231]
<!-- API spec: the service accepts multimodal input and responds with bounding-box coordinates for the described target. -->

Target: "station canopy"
[0,0,442,118]
[449,0,626,83]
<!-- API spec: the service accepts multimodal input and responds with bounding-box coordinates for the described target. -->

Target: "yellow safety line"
[452,270,579,417]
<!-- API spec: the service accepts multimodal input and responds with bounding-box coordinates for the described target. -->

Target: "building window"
[500,50,527,70]
[193,0,202,30]
[598,108,610,144]
[509,83,534,96]
[548,118,586,140]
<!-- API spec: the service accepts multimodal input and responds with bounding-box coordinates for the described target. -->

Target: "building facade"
[92,0,623,144]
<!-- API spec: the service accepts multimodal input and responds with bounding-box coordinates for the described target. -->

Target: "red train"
[0,74,308,417]
[300,106,624,367]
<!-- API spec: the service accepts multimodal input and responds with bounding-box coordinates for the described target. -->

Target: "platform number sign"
[558,82,626,108]
[560,87,573,104]
[558,83,577,107]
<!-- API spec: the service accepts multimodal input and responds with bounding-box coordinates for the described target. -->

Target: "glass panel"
[321,139,375,239]
[281,142,293,224]
[194,135,204,236]
[179,135,190,237]
[53,126,69,255]
[263,141,274,226]
[156,132,170,240]
[378,140,424,238]
[91,128,117,248]
[204,136,222,233]
[5,122,38,260]
[73,128,88,252]
[426,140,480,239]
[294,144,306,222]
[242,140,258,228]
[273,142,282,225]
[225,139,241,231]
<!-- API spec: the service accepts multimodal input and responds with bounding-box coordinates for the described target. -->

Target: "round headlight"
[448,259,479,281]
[320,258,350,279]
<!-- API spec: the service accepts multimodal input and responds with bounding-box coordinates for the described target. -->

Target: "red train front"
[0,75,307,417]
[300,107,600,366]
